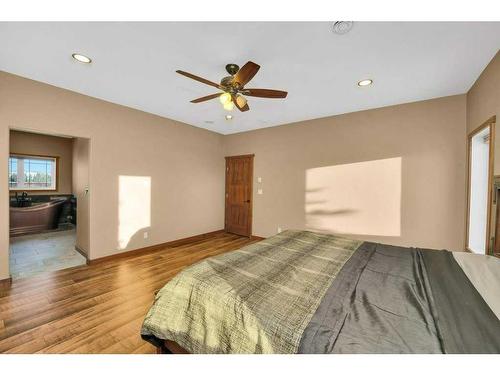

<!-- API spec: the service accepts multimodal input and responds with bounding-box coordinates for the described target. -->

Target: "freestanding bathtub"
[10,199,67,237]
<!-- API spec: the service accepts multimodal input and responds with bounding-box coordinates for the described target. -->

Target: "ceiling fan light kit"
[176,61,288,114]
[223,101,235,111]
[219,92,232,104]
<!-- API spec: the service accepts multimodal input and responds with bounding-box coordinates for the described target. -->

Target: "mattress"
[141,230,500,353]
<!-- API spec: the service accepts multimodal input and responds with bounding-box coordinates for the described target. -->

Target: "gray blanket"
[142,231,500,353]
[299,242,500,353]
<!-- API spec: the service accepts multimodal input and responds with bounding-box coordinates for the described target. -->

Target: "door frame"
[492,176,500,256]
[7,126,92,275]
[465,116,496,254]
[224,154,254,237]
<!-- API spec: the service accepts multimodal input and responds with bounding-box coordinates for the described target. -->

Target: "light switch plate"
[143,232,148,239]
[257,188,263,195]
[257,177,262,183]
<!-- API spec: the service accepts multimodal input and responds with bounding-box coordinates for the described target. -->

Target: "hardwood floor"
[0,232,259,353]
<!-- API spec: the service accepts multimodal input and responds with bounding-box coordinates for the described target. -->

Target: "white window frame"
[9,154,58,191]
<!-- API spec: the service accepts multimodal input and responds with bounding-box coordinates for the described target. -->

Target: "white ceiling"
[1,22,499,135]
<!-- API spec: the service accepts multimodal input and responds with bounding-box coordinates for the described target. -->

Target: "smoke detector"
[332,21,353,35]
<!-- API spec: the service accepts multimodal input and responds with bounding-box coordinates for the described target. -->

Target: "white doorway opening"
[7,128,91,279]
[467,124,493,254]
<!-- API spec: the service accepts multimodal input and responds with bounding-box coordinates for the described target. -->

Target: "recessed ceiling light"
[358,79,373,87]
[225,115,233,121]
[72,53,92,64]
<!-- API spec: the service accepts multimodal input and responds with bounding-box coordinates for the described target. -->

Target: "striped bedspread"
[141,230,500,353]
[140,230,362,353]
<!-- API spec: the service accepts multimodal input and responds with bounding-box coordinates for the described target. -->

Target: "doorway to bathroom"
[8,129,90,279]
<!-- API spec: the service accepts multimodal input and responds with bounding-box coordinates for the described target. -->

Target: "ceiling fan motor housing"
[220,76,234,88]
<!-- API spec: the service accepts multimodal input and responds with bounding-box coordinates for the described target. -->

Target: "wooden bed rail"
[157,339,190,354]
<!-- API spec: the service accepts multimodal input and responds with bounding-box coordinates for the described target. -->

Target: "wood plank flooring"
[0,232,259,353]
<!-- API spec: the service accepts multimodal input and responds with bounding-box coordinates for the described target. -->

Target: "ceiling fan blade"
[190,93,221,103]
[233,61,260,87]
[236,102,250,112]
[176,70,222,89]
[232,94,250,112]
[243,88,288,98]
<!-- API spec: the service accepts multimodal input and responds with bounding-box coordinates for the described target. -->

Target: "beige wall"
[3,55,497,280]
[72,137,90,256]
[9,130,73,195]
[467,51,500,173]
[224,95,467,251]
[0,71,225,279]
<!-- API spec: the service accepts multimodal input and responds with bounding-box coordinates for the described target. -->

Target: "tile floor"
[9,229,86,279]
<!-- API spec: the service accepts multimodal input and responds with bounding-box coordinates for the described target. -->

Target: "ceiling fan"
[176,61,288,112]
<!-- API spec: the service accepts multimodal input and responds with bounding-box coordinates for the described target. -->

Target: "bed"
[141,230,500,353]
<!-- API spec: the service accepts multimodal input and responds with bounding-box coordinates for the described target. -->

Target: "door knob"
[245,200,250,203]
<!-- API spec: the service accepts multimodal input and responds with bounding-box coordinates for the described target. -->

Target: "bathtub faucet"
[15,191,31,207]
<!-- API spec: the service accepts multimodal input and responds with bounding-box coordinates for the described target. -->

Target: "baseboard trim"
[88,229,225,265]
[74,245,89,262]
[251,235,266,241]
[0,277,12,288]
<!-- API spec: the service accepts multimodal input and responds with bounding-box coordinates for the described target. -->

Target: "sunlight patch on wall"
[305,157,402,236]
[118,175,151,249]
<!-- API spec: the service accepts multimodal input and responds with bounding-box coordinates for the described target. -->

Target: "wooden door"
[225,154,253,237]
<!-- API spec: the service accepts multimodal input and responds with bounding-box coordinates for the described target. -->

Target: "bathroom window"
[9,154,58,191]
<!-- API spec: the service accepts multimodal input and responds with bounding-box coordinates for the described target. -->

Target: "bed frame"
[156,339,190,354]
